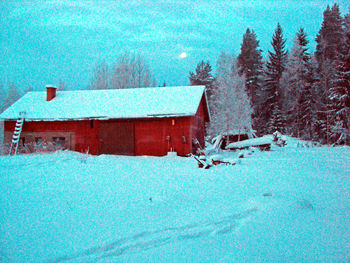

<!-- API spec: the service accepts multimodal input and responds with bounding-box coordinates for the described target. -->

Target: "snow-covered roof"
[0,86,208,121]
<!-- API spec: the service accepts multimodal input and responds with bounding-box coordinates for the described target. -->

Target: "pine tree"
[328,13,350,145]
[297,58,317,141]
[315,4,345,144]
[260,23,288,134]
[189,61,213,86]
[282,28,313,138]
[189,61,216,114]
[267,103,285,134]
[237,28,263,109]
[189,61,215,92]
[315,4,344,65]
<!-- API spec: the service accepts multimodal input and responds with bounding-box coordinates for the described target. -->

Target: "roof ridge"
[0,85,208,121]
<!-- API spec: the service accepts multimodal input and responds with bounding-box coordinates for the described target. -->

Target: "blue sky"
[1,0,349,91]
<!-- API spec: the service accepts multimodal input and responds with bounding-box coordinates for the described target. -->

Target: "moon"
[179,52,187,59]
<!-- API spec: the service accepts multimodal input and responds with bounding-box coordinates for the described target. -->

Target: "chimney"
[46,85,57,101]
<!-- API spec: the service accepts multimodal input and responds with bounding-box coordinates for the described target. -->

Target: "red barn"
[0,85,210,156]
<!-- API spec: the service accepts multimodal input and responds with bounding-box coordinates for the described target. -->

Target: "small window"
[53,137,66,147]
[90,120,94,128]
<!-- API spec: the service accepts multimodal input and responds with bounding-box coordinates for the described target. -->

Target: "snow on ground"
[0,141,349,262]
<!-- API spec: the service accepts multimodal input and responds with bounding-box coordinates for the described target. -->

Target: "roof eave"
[1,113,196,122]
[203,89,211,122]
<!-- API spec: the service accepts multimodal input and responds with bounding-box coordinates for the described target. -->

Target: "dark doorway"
[99,121,134,155]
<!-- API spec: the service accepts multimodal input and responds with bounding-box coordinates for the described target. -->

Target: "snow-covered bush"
[0,142,9,155]
[1,141,65,155]
[77,148,89,164]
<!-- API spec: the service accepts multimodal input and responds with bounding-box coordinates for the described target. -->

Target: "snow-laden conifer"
[189,61,216,115]
[237,28,263,108]
[260,23,288,134]
[314,4,346,144]
[328,13,350,145]
[281,28,315,138]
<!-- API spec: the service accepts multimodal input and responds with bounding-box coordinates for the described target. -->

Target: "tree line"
[1,4,348,146]
[88,51,157,90]
[189,4,349,145]
[0,51,156,112]
[0,82,32,114]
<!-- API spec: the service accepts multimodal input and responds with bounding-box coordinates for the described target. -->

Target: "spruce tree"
[315,4,345,144]
[189,61,216,114]
[237,28,263,133]
[328,13,350,144]
[282,28,314,138]
[260,23,288,134]
[237,28,263,108]
[315,4,344,65]
[268,103,285,134]
[189,61,215,91]
[297,58,317,140]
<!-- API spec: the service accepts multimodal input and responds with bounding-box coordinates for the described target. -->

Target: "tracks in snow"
[49,207,259,262]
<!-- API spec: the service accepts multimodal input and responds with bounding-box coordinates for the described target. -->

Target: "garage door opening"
[99,121,134,155]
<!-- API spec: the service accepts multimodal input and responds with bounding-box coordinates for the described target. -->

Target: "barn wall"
[133,117,191,156]
[97,119,135,155]
[4,120,99,154]
[190,96,207,153]
[4,117,193,156]
[95,117,192,156]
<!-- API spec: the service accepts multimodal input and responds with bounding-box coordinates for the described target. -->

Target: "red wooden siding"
[4,120,99,154]
[3,95,209,156]
[190,95,208,153]
[134,117,191,156]
[98,120,135,155]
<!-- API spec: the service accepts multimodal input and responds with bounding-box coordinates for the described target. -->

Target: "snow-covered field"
[0,140,349,262]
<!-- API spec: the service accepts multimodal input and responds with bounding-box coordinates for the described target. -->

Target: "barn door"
[167,119,185,155]
[99,121,134,155]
